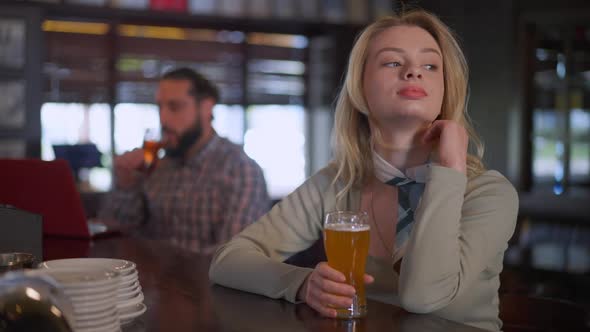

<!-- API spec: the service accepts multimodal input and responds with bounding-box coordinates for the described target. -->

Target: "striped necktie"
[373,150,429,263]
[385,177,424,263]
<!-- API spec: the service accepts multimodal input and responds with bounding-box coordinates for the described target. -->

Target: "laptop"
[0,158,119,239]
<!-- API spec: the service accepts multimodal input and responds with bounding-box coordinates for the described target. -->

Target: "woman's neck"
[373,125,433,171]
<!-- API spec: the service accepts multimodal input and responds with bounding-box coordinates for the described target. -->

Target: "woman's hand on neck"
[422,120,468,174]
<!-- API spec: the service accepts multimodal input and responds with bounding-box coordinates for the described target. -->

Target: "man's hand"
[113,148,145,190]
[297,262,374,318]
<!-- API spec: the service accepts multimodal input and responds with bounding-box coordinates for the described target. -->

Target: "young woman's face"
[363,25,444,126]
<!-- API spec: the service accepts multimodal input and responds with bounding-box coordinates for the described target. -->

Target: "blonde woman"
[210,9,518,331]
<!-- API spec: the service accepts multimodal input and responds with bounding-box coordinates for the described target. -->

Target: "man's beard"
[163,119,202,159]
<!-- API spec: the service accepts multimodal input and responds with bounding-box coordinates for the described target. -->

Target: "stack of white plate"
[24,267,122,332]
[40,258,147,326]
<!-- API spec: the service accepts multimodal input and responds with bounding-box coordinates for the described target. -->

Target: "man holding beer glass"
[101,68,270,254]
[210,9,517,332]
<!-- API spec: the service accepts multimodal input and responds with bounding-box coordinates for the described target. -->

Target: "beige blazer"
[210,165,518,331]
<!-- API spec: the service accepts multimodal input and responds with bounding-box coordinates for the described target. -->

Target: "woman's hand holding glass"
[297,262,374,318]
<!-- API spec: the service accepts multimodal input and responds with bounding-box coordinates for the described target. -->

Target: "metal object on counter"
[0,253,37,274]
[0,273,74,332]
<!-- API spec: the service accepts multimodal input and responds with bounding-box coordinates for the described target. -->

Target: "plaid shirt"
[100,134,270,254]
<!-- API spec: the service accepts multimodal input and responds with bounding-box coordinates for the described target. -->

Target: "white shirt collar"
[372,150,433,184]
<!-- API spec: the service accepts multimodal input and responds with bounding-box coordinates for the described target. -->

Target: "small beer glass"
[142,128,162,172]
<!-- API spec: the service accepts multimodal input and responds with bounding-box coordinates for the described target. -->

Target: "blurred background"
[0,0,589,316]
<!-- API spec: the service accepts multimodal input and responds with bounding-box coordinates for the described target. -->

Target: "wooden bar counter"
[43,236,488,332]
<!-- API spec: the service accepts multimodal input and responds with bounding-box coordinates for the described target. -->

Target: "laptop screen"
[0,159,91,238]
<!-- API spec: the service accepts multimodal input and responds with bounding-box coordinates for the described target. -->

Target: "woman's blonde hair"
[332,9,485,199]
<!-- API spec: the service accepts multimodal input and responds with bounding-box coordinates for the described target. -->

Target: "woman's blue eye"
[385,62,401,67]
[424,64,438,70]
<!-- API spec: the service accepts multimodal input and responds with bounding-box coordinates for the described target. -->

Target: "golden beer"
[324,211,370,318]
[142,128,162,173]
[142,139,161,171]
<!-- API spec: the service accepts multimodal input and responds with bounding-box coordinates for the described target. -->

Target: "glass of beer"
[142,128,162,172]
[324,211,370,319]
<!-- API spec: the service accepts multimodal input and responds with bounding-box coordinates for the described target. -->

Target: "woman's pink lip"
[398,87,427,98]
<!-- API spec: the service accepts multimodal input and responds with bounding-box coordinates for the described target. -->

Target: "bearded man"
[101,68,269,254]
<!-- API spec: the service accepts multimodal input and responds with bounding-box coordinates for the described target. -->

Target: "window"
[41,102,112,191]
[530,24,590,194]
[41,20,312,197]
[245,105,306,198]
[212,104,245,145]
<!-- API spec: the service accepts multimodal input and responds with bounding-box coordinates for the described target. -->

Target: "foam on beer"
[324,223,370,232]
